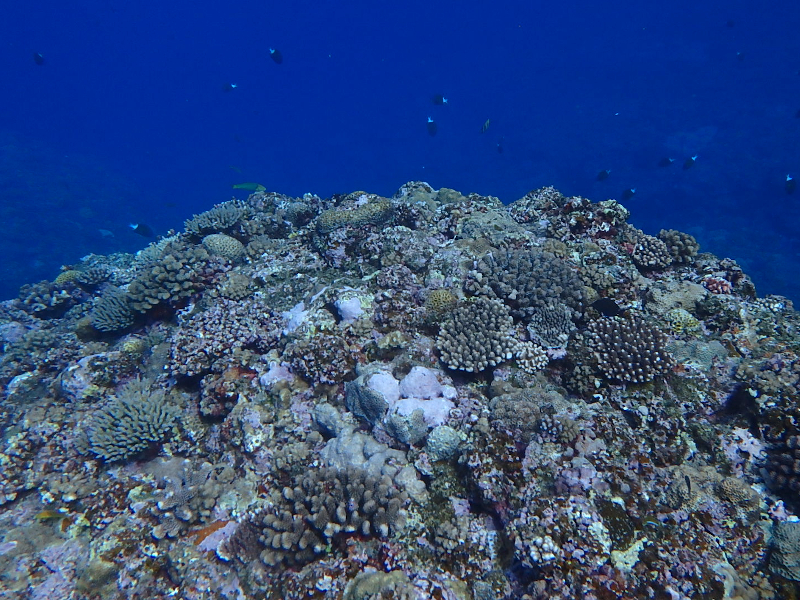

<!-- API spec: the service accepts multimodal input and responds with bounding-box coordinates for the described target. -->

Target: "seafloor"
[1,182,800,600]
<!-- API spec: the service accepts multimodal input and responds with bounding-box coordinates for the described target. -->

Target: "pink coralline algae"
[0,182,797,599]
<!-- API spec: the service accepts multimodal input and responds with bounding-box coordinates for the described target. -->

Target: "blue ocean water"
[2,0,799,301]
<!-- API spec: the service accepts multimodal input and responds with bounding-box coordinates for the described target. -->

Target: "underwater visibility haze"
[4,1,800,599]
[2,0,800,300]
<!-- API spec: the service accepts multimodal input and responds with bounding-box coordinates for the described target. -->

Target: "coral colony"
[3,182,800,598]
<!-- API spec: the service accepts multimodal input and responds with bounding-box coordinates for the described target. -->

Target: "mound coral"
[83,379,179,462]
[585,314,674,383]
[465,248,585,320]
[245,466,407,566]
[127,241,210,312]
[436,297,517,372]
[89,286,133,332]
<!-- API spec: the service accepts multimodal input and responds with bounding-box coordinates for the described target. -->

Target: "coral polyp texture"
[585,314,674,383]
[1,182,799,599]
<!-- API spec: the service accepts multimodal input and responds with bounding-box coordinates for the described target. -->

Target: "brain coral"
[202,233,245,260]
[89,286,134,332]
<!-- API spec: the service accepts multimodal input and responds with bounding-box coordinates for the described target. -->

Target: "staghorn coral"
[465,248,585,320]
[436,297,517,372]
[82,379,179,462]
[89,286,133,332]
[584,314,674,383]
[248,466,407,567]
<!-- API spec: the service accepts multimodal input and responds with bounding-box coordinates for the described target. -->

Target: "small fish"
[427,117,438,137]
[787,174,797,194]
[736,52,744,62]
[591,298,623,317]
[596,169,611,181]
[622,188,636,201]
[222,83,238,92]
[35,509,63,521]
[269,48,283,64]
[658,157,675,167]
[496,137,504,154]
[683,155,698,169]
[130,223,154,238]
[33,52,44,65]
[432,94,448,105]
[481,119,491,134]
[232,182,266,192]
[98,228,114,239]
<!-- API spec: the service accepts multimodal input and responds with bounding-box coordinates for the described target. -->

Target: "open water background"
[2,0,800,300]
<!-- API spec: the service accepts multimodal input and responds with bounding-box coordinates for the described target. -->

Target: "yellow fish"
[35,509,63,521]
[232,183,266,192]
[481,119,491,133]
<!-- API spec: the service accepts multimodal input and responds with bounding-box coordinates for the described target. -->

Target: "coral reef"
[0,181,797,600]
